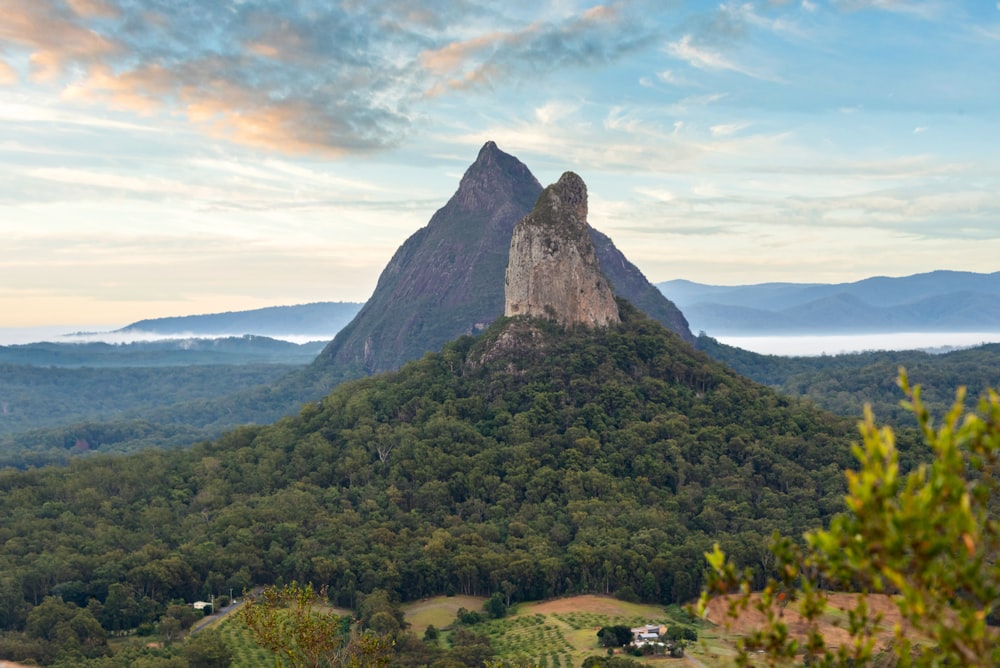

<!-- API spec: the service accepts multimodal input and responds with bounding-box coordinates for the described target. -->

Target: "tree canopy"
[702,371,1000,666]
[0,304,866,664]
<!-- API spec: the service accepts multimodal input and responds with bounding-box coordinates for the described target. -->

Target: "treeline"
[5,321,993,470]
[0,363,308,467]
[698,335,1000,426]
[0,304,876,664]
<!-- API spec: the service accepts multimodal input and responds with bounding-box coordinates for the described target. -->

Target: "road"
[191,599,243,634]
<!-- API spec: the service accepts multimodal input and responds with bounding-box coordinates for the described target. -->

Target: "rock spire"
[505,172,621,327]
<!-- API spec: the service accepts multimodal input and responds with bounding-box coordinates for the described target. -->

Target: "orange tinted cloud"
[2,0,119,81]
[65,0,118,18]
[0,60,17,85]
[62,63,174,114]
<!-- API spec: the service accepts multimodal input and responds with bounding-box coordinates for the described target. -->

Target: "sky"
[2,0,1000,328]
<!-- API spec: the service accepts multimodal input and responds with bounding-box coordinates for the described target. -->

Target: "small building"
[630,624,667,646]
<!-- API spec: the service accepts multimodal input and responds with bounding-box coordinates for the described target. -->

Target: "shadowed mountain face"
[316,141,693,375]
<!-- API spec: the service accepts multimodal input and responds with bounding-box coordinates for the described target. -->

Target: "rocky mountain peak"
[450,141,542,216]
[504,172,621,328]
[313,142,692,379]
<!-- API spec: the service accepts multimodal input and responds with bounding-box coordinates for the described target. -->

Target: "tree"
[484,592,508,619]
[238,582,389,668]
[701,372,1000,667]
[596,625,632,648]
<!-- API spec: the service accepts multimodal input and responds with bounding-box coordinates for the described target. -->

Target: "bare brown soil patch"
[704,592,914,649]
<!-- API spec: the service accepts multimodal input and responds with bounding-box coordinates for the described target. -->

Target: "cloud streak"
[0,1,657,156]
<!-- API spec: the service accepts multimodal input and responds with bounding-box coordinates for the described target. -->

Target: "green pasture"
[402,595,486,635]
[402,595,703,667]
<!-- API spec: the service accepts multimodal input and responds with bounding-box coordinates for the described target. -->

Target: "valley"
[0,145,994,667]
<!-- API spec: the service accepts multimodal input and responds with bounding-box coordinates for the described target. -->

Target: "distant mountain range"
[0,336,326,368]
[658,270,1000,335]
[118,301,363,340]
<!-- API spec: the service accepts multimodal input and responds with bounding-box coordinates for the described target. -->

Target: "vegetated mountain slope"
[119,302,363,338]
[315,141,692,377]
[0,362,311,467]
[0,303,858,648]
[697,334,1000,426]
[0,145,692,465]
[659,270,1000,334]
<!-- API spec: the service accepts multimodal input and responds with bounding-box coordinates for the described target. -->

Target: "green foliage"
[701,371,1000,666]
[238,582,389,668]
[467,614,573,657]
[456,607,485,625]
[699,334,1000,428]
[580,655,644,668]
[0,362,302,466]
[215,614,275,667]
[485,592,508,619]
[182,628,233,667]
[596,625,631,648]
[0,307,863,663]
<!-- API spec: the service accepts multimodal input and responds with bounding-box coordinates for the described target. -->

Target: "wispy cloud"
[0,1,662,156]
[665,34,781,81]
[710,122,750,137]
[832,0,945,19]
[419,3,654,96]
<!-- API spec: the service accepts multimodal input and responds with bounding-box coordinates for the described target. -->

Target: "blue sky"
[2,0,999,327]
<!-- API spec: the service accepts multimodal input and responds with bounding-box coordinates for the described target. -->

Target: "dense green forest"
[0,363,308,467]
[0,304,885,665]
[698,335,1000,425]
[2,324,994,470]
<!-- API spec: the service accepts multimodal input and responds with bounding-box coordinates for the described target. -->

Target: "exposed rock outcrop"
[313,141,693,379]
[505,172,620,327]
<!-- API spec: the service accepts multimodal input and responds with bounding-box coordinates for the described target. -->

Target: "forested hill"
[0,301,866,663]
[697,334,1000,426]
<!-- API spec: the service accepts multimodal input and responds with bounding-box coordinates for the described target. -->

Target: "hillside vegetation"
[0,303,865,664]
[699,335,1000,426]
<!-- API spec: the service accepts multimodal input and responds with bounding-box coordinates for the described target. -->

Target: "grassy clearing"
[426,596,701,668]
[402,595,485,635]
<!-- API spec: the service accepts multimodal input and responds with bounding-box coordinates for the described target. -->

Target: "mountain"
[0,302,858,666]
[118,301,363,339]
[0,167,918,667]
[505,171,620,327]
[659,270,1000,334]
[316,141,692,376]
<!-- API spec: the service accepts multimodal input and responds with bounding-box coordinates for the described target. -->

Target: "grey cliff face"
[504,172,621,328]
[313,141,692,382]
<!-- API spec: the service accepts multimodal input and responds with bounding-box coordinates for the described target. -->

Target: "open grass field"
[404,595,697,667]
[402,595,486,635]
[201,592,910,668]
